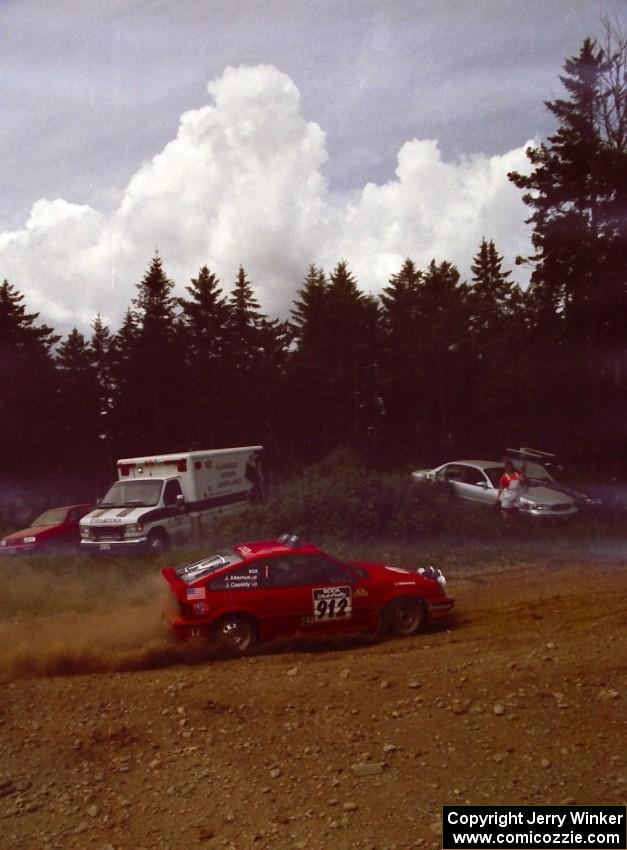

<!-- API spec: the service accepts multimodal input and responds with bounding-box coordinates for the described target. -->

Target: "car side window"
[163,479,183,507]
[267,554,355,588]
[442,464,466,482]
[463,466,487,486]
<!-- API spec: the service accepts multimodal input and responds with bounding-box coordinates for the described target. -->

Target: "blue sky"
[1,0,625,331]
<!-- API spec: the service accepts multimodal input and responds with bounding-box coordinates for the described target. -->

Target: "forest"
[1,32,626,510]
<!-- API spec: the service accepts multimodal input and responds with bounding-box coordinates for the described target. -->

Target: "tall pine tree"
[0,280,60,476]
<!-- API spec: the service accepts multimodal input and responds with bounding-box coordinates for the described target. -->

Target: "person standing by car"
[498,461,523,518]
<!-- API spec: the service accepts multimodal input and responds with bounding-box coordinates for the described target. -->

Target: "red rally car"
[161,534,454,654]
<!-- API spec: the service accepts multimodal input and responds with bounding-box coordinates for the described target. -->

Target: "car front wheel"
[383,597,425,637]
[147,530,170,554]
[212,615,259,656]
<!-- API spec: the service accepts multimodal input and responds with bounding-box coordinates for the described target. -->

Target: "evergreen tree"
[86,315,116,488]
[0,280,60,475]
[464,240,527,452]
[56,329,102,474]
[108,309,141,455]
[116,254,184,453]
[509,34,627,467]
[378,259,425,462]
[299,260,379,454]
[468,239,518,336]
[179,266,230,447]
[288,265,331,461]
[222,266,290,449]
[413,260,468,460]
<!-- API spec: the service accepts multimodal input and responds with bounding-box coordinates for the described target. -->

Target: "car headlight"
[80,528,91,539]
[23,536,37,543]
[124,523,144,536]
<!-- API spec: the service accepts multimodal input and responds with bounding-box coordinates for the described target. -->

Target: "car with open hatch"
[0,503,93,555]
[412,460,578,519]
[161,534,454,654]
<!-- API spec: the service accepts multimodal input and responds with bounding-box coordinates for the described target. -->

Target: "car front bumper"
[80,537,148,554]
[521,506,578,519]
[427,598,455,622]
[0,543,40,556]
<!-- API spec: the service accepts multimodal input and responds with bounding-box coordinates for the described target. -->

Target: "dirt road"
[0,553,625,850]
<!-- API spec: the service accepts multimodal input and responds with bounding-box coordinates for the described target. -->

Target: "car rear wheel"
[212,615,259,656]
[383,597,425,637]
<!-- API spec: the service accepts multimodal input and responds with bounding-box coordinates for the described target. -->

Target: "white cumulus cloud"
[0,64,533,334]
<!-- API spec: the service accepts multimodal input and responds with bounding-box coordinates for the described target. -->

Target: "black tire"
[383,597,425,637]
[211,615,259,656]
[146,529,170,554]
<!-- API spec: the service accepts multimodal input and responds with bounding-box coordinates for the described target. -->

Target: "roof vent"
[278,533,300,547]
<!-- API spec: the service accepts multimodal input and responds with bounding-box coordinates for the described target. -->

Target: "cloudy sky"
[1,0,625,334]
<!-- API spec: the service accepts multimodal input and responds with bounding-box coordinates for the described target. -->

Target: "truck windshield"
[100,480,163,508]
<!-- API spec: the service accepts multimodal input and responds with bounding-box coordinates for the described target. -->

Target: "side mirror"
[176,494,185,510]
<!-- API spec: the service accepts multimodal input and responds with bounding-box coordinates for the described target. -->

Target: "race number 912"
[312,586,352,620]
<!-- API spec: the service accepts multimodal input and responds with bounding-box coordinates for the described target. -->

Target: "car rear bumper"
[162,608,209,641]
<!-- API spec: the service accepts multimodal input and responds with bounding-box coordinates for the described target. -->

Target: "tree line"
[1,31,626,505]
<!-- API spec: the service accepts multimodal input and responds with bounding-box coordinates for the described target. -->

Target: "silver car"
[412,460,579,519]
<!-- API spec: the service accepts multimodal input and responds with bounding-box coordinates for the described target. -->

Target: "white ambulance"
[80,446,263,554]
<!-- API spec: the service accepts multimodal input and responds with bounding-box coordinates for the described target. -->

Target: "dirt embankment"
[0,556,625,850]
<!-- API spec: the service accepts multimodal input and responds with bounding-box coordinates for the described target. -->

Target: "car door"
[162,479,193,542]
[259,553,371,640]
[437,464,469,499]
[457,465,496,505]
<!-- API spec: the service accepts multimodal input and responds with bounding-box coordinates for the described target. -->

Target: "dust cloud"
[0,556,204,682]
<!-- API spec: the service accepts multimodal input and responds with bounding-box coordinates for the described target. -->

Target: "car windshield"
[510,460,555,486]
[32,507,67,526]
[100,480,163,508]
[176,550,245,584]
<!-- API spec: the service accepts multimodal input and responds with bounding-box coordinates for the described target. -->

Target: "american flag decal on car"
[186,587,206,601]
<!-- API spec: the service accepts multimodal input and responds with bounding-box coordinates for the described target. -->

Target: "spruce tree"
[56,329,102,474]
[378,259,425,463]
[322,261,380,453]
[509,34,627,467]
[179,266,230,447]
[222,266,289,448]
[0,280,60,476]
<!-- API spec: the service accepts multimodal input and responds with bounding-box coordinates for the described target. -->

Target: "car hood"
[351,560,443,590]
[3,523,59,542]
[411,469,434,479]
[81,506,150,524]
[521,485,576,506]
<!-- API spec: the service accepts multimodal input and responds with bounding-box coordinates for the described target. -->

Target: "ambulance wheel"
[147,530,170,554]
[212,614,259,656]
[383,597,425,637]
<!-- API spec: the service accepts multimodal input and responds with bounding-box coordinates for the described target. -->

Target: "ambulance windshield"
[100,479,163,508]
